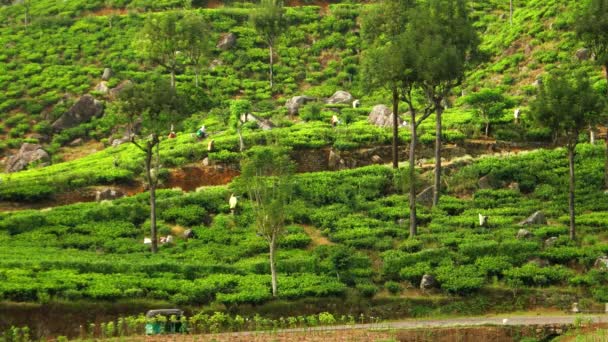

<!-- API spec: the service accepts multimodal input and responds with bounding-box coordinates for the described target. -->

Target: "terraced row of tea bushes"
[3,149,608,304]
[0,166,392,304]
[0,107,475,202]
[0,3,365,145]
[2,0,595,157]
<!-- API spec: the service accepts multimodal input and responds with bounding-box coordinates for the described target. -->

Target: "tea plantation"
[2,146,608,308]
[2,0,608,337]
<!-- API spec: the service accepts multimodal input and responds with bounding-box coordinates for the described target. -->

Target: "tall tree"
[361,0,416,169]
[181,13,212,87]
[362,0,432,237]
[237,146,294,297]
[114,78,182,253]
[412,0,479,206]
[230,99,252,152]
[530,70,605,240]
[137,13,183,90]
[250,0,286,90]
[576,0,608,187]
[463,88,514,137]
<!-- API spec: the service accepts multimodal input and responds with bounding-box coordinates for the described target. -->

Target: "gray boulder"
[240,113,274,131]
[420,274,437,290]
[328,149,342,170]
[519,211,547,226]
[544,236,558,248]
[478,175,493,189]
[326,90,354,105]
[111,137,130,147]
[95,188,125,202]
[217,33,236,50]
[285,95,316,115]
[507,182,520,192]
[517,229,532,239]
[109,80,133,100]
[416,186,434,206]
[5,143,50,173]
[529,258,549,267]
[101,68,112,81]
[371,155,383,164]
[575,48,590,61]
[94,81,109,94]
[368,104,403,128]
[52,95,104,132]
[69,138,83,147]
[595,256,608,269]
[209,58,223,71]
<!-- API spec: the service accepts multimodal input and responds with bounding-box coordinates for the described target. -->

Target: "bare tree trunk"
[604,64,608,188]
[144,144,158,253]
[269,45,274,90]
[23,0,30,27]
[392,87,399,169]
[568,144,576,240]
[509,0,513,26]
[433,105,443,207]
[590,125,596,145]
[238,128,244,152]
[605,136,608,189]
[269,235,278,297]
[170,70,176,90]
[409,108,417,237]
[485,122,490,137]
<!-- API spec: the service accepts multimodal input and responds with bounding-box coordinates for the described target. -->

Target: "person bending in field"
[168,124,176,139]
[196,125,207,139]
[331,115,340,127]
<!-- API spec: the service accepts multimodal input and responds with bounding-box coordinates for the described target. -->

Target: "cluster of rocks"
[95,188,125,202]
[284,91,359,116]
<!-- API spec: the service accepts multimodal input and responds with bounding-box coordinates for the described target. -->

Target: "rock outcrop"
[519,211,547,226]
[95,188,125,202]
[52,95,104,132]
[420,274,437,290]
[326,90,354,105]
[368,105,403,128]
[416,186,434,206]
[285,95,316,115]
[575,48,590,61]
[5,143,50,173]
[217,33,236,50]
[517,229,532,239]
[101,68,112,81]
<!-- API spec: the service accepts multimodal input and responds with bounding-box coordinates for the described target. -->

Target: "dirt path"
[302,224,333,247]
[125,314,608,342]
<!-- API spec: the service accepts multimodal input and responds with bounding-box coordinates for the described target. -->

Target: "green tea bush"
[435,265,485,294]
[503,263,573,286]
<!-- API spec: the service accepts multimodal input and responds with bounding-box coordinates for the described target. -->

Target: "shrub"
[384,281,402,295]
[435,265,485,294]
[503,263,573,286]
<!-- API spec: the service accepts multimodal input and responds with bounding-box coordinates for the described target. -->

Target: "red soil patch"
[206,0,224,9]
[87,7,129,17]
[166,165,239,191]
[59,141,105,162]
